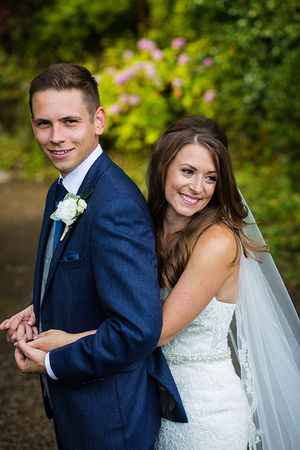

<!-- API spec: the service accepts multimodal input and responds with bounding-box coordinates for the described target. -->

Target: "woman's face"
[164,143,217,225]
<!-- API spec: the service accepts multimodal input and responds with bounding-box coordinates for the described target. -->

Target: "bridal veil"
[230,192,300,450]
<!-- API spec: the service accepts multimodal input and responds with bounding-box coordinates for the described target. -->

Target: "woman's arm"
[20,227,237,351]
[158,224,239,346]
[26,328,97,352]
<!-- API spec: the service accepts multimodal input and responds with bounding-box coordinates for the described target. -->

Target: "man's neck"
[61,144,102,194]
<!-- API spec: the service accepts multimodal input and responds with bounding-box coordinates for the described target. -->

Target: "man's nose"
[50,124,65,143]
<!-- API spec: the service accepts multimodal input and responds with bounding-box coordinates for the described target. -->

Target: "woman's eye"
[205,175,217,183]
[181,168,194,175]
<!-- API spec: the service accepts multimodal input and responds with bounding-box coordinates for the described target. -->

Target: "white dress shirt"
[61,144,103,193]
[45,144,103,379]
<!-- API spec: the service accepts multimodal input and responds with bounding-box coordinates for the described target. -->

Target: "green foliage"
[237,159,300,291]
[0,131,56,181]
[97,36,219,156]
[0,0,141,67]
[0,0,299,292]
[94,0,300,175]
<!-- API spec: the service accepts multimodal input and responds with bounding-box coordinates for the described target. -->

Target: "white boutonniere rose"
[50,193,87,241]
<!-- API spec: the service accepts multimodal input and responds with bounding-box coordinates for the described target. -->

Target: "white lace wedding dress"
[155,290,250,450]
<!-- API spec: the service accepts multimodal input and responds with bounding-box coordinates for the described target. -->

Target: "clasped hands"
[0,305,73,375]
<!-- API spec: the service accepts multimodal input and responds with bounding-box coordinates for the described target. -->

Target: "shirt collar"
[60,144,103,194]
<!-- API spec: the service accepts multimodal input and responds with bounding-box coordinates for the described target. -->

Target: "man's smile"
[49,148,74,157]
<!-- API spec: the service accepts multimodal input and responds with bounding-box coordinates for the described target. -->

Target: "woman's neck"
[162,215,187,245]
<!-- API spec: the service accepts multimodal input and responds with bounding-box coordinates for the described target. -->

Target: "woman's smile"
[164,143,217,224]
[179,193,201,205]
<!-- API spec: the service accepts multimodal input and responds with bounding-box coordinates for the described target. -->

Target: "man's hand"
[0,305,37,343]
[14,340,46,375]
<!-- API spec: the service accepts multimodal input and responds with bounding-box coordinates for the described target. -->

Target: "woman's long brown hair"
[147,115,267,288]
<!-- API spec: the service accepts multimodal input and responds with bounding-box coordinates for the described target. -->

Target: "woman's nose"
[189,177,203,193]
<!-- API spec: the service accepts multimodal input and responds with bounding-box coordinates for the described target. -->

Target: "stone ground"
[0,176,299,450]
[0,179,57,449]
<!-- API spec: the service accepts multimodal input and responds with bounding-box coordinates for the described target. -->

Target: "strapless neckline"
[160,288,235,309]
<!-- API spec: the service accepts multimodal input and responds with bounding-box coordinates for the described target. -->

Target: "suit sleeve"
[49,197,162,381]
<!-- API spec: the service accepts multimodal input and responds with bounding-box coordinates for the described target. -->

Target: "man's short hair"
[29,63,100,119]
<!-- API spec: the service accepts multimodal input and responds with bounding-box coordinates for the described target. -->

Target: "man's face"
[31,88,105,177]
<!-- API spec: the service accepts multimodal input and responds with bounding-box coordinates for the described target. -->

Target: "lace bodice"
[156,289,250,450]
[160,288,235,364]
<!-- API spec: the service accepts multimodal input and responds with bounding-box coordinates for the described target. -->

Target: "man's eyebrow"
[33,115,82,123]
[61,115,81,120]
[33,117,51,123]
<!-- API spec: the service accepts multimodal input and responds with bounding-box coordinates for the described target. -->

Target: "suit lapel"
[77,150,112,196]
[41,152,112,299]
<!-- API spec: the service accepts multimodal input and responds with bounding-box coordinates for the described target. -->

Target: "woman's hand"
[28,329,96,352]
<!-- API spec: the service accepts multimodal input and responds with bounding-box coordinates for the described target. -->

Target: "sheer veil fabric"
[231,192,300,449]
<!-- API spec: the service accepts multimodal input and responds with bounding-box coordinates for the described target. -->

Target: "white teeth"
[53,150,69,155]
[181,194,198,204]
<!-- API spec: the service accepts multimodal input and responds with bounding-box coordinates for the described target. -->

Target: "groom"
[1,63,186,449]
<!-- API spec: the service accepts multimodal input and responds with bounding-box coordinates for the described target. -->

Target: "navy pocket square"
[63,250,81,262]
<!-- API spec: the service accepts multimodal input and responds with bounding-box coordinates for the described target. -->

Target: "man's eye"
[37,121,50,127]
[65,119,77,125]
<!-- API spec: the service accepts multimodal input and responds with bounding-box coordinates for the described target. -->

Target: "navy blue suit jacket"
[33,152,187,450]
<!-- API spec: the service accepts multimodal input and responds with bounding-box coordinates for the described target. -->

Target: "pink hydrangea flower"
[133,61,144,71]
[203,90,216,103]
[119,93,140,106]
[171,37,186,49]
[108,104,122,115]
[115,68,135,85]
[146,62,157,79]
[119,93,131,103]
[177,53,189,65]
[115,73,128,85]
[137,38,157,51]
[104,67,117,75]
[123,50,134,60]
[118,92,141,109]
[172,78,183,88]
[151,48,163,60]
[203,57,213,67]
[128,95,140,105]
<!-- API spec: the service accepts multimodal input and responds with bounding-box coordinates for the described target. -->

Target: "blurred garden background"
[1,0,299,296]
[0,1,299,447]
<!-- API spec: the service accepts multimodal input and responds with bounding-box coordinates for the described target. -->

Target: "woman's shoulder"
[193,223,238,264]
[200,222,235,240]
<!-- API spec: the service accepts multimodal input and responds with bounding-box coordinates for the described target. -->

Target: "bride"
[147,115,300,449]
[3,115,300,449]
